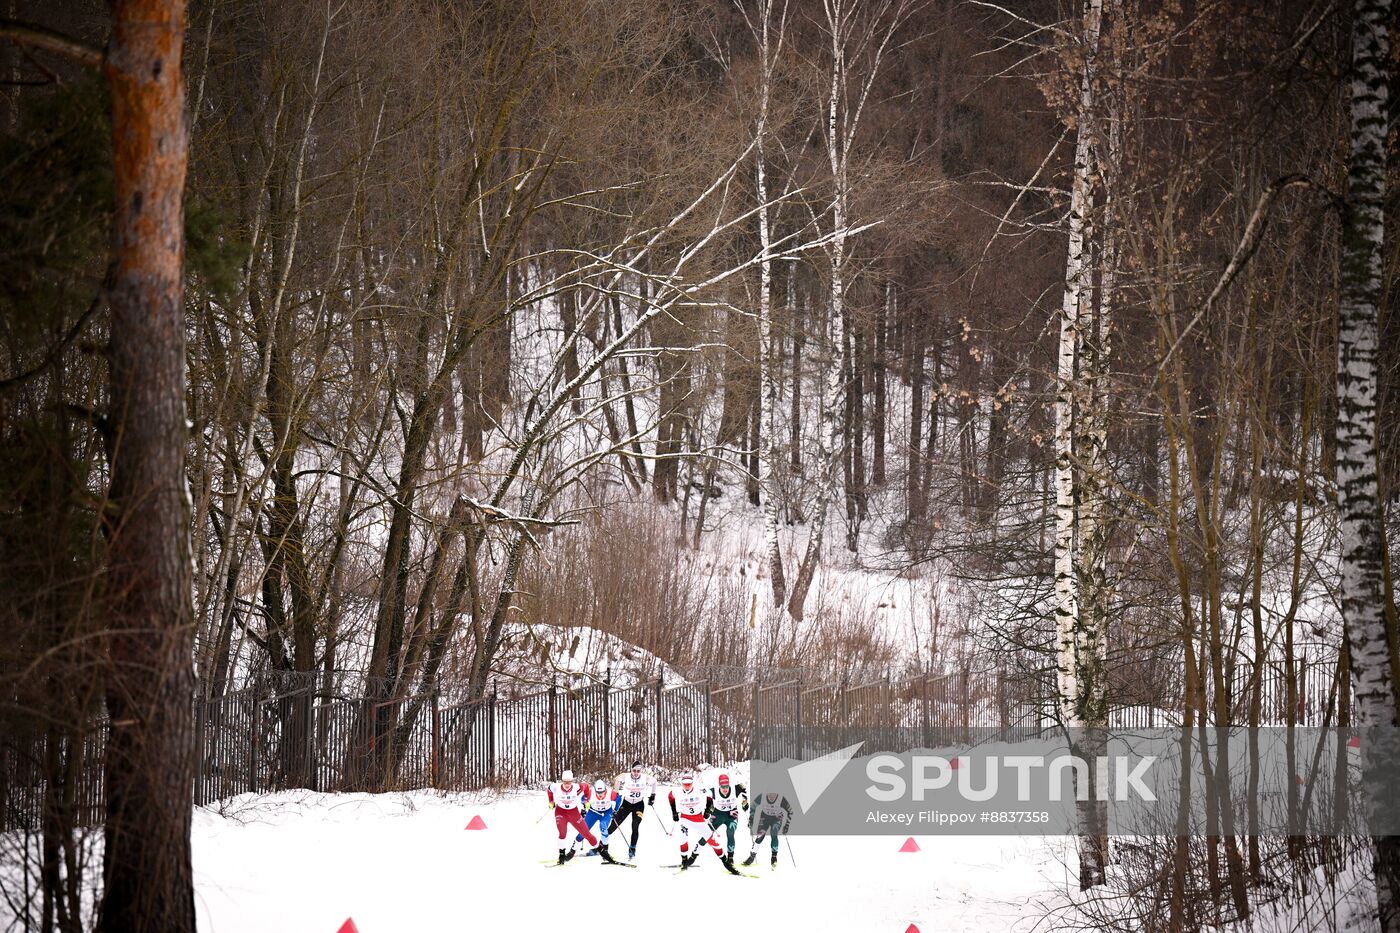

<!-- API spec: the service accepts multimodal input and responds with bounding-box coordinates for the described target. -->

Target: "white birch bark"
[750,0,788,665]
[1337,1,1400,927]
[1053,0,1107,892]
[1054,0,1102,729]
[787,0,849,621]
[757,2,786,599]
[788,0,905,620]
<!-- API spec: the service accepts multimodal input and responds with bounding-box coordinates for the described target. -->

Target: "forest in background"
[2,0,1400,930]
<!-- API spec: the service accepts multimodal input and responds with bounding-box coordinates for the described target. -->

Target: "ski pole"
[652,805,674,837]
[784,834,796,867]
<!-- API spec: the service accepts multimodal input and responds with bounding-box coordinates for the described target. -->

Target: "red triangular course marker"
[949,757,960,770]
[905,925,922,933]
[899,837,920,853]
[1349,735,1361,749]
[465,814,487,830]
[337,920,359,933]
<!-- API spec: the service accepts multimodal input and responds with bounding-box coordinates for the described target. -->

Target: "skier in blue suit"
[576,779,620,863]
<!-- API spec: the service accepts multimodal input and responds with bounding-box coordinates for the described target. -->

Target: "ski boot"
[771,852,778,870]
[627,845,636,861]
[598,843,619,865]
[742,851,757,867]
[720,854,741,876]
[556,848,566,866]
[562,847,577,863]
[680,851,698,871]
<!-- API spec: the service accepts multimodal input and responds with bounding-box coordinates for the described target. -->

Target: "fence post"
[996,669,1007,740]
[883,671,892,744]
[603,668,612,771]
[193,698,204,806]
[655,678,664,765]
[921,673,929,750]
[548,682,558,779]
[795,675,803,761]
[248,699,258,795]
[840,676,848,750]
[704,682,712,766]
[301,692,314,792]
[960,668,970,744]
[431,692,441,789]
[489,686,497,785]
[750,680,760,760]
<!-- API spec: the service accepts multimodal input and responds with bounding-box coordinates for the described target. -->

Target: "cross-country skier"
[669,772,739,874]
[708,771,748,861]
[608,760,656,860]
[743,791,792,869]
[547,769,596,864]
[575,779,621,863]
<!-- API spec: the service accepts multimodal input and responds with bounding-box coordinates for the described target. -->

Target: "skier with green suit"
[707,771,748,860]
[743,791,792,869]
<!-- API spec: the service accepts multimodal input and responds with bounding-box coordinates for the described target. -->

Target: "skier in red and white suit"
[668,772,739,874]
[547,770,597,864]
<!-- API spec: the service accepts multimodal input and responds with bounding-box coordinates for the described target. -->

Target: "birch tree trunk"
[1052,0,1107,891]
[787,0,850,620]
[752,0,787,665]
[788,0,905,617]
[99,1,196,929]
[1337,1,1400,927]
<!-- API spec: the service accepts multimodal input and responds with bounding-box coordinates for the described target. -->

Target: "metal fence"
[0,658,1347,832]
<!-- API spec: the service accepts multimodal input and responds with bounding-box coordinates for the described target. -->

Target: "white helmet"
[561,769,574,783]
[594,779,608,795]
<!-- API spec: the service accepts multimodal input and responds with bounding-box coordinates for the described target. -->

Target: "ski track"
[192,790,1068,933]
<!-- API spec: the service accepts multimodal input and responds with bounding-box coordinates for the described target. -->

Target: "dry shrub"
[517,506,899,683]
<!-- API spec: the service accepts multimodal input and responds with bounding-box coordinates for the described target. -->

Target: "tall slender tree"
[1053,0,1109,891]
[99,0,195,930]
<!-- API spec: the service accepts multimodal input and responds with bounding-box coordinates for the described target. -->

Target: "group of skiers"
[545,761,792,874]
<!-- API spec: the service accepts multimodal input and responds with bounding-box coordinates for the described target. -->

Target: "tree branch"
[1158,174,1336,371]
[0,20,104,70]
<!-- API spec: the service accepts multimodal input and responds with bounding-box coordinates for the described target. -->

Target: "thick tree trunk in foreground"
[99,1,195,931]
[1337,1,1400,928]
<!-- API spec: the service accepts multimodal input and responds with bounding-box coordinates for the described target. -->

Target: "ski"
[665,859,759,877]
[672,866,759,878]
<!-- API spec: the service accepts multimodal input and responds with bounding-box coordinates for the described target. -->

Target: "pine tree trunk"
[99,1,196,929]
[1338,2,1400,927]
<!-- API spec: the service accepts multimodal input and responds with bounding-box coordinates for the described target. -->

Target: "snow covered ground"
[192,789,1070,933]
